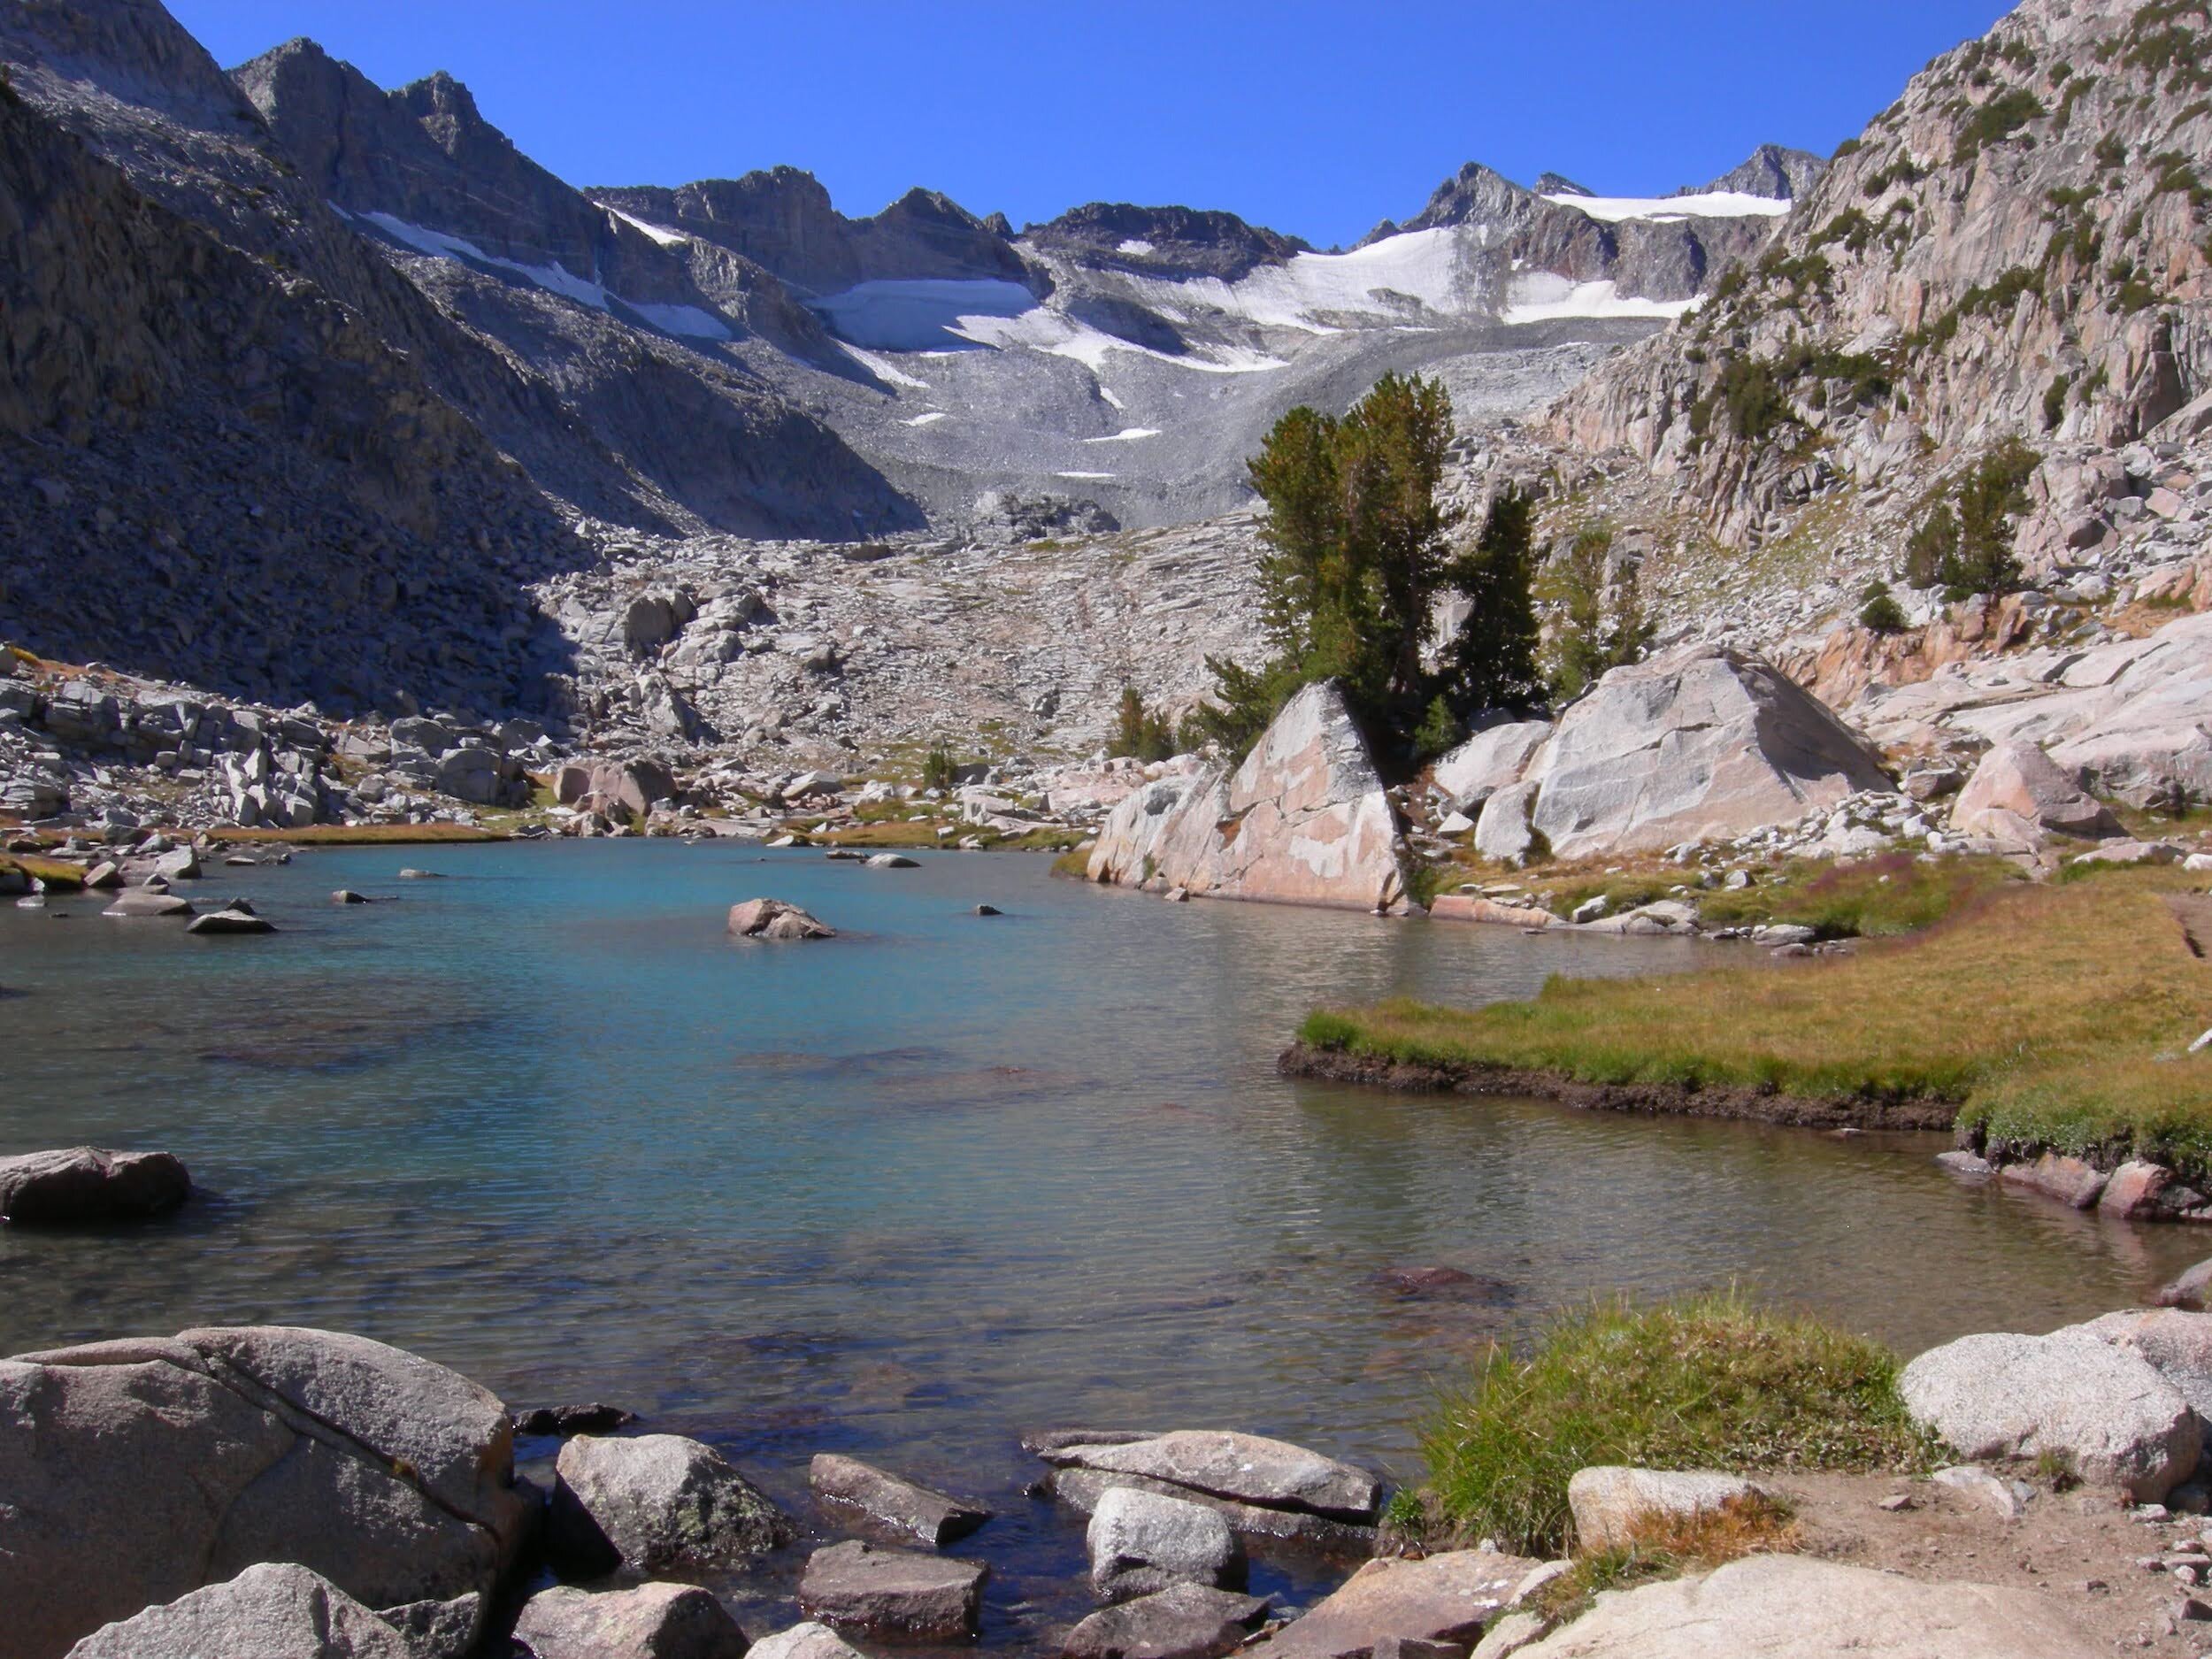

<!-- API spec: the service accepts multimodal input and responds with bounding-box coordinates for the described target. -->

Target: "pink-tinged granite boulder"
[1525,644,1890,860]
[1088,682,1410,911]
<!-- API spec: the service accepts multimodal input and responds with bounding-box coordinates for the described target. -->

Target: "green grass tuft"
[1419,1291,1934,1556]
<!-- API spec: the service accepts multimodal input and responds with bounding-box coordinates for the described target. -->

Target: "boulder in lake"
[332,889,373,904]
[1899,1329,2200,1499]
[1087,682,1409,910]
[1950,741,2122,840]
[0,1147,189,1225]
[1088,1486,1246,1603]
[809,1452,990,1547]
[514,1402,637,1438]
[1523,644,1891,860]
[2156,1258,2212,1311]
[1247,1548,1538,1659]
[1565,1467,1775,1551]
[549,1432,791,1577]
[865,852,919,868]
[726,898,835,941]
[1063,1582,1271,1659]
[188,905,277,935]
[797,1540,986,1639]
[511,1583,749,1659]
[2,1325,529,1659]
[1504,1553,2096,1657]
[63,1563,424,1659]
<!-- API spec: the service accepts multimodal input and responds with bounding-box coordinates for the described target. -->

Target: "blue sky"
[173,1,2015,250]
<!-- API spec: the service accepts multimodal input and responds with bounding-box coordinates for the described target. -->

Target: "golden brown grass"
[0,852,87,888]
[1533,1495,1804,1620]
[1304,867,2212,1170]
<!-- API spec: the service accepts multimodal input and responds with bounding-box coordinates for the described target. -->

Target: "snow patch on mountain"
[357,209,732,338]
[607,205,690,247]
[1502,273,1699,325]
[1085,427,1161,442]
[1118,227,1466,334]
[1540,189,1792,223]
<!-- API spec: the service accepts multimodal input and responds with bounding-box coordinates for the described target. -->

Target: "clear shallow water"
[1,841,2199,1638]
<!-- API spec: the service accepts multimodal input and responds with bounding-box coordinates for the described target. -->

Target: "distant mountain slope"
[1553,0,2211,546]
[0,73,578,717]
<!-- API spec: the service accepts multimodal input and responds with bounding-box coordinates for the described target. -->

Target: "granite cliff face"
[1552,0,2211,549]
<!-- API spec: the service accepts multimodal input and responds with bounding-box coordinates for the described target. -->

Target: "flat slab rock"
[809,1452,990,1546]
[64,1563,424,1659]
[1248,1548,1540,1659]
[799,1540,987,1639]
[1511,1553,2098,1658]
[1044,1466,1379,1554]
[1062,1582,1271,1659]
[511,1583,749,1659]
[1040,1429,1381,1521]
[0,1146,189,1224]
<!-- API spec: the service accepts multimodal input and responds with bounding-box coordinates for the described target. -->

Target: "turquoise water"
[1,841,2196,1636]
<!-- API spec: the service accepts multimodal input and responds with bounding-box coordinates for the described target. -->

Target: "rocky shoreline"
[12,1305,2212,1656]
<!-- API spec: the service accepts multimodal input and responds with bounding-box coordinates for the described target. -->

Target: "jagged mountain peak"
[1686,142,1827,199]
[1534,172,1594,197]
[1025,201,1309,280]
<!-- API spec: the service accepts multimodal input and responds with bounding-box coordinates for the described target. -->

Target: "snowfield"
[1118,227,1466,334]
[356,210,732,339]
[1502,273,1700,324]
[1540,189,1792,223]
[606,206,690,247]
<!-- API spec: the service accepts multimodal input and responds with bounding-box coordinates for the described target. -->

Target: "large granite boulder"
[549,1432,791,1576]
[1525,644,1890,860]
[1949,740,2122,839]
[1510,1554,2097,1657]
[1087,1486,1246,1602]
[2062,1308,2212,1426]
[511,1583,749,1659]
[2,1326,529,1659]
[0,1146,189,1224]
[727,898,834,941]
[1899,1329,2200,1499]
[1248,1549,1538,1659]
[64,1563,425,1659]
[1088,682,1410,910]
[1432,720,1554,810]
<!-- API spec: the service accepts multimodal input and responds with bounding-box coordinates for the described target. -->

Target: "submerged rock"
[1,1326,529,1659]
[809,1452,991,1547]
[0,1147,189,1225]
[797,1540,987,1639]
[101,890,194,918]
[187,905,277,935]
[64,1563,424,1659]
[549,1432,792,1577]
[514,1402,638,1438]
